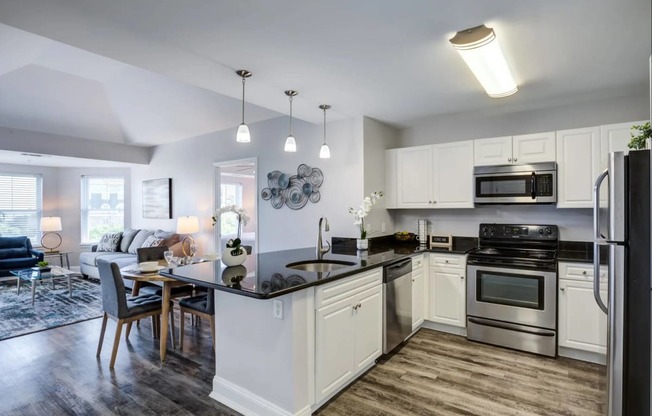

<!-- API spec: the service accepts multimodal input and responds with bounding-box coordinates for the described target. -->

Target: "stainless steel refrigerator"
[593,149,651,416]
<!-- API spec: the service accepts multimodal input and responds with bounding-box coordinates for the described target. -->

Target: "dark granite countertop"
[161,236,478,299]
[558,241,608,264]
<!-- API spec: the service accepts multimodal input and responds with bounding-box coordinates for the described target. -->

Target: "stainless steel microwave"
[473,162,557,204]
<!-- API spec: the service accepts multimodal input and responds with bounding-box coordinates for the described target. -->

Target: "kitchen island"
[161,246,419,416]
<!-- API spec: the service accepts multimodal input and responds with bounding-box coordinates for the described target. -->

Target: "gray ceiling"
[0,0,650,153]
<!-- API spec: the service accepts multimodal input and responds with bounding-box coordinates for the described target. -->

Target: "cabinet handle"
[433,201,437,204]
[508,157,512,162]
[460,275,464,279]
[582,271,587,275]
[353,305,358,310]
[357,303,362,309]
[445,260,449,263]
[428,200,432,204]
[560,287,565,292]
[412,278,415,282]
[513,157,518,162]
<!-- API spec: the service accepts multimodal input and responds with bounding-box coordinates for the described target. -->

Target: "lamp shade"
[176,216,199,234]
[40,216,62,232]
[450,25,518,98]
[284,135,297,152]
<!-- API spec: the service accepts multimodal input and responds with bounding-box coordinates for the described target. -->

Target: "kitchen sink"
[285,260,356,273]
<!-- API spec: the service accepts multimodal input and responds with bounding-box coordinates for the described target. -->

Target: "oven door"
[474,171,556,204]
[467,264,557,329]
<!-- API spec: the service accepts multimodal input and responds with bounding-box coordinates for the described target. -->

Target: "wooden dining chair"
[96,261,175,368]
[179,289,215,350]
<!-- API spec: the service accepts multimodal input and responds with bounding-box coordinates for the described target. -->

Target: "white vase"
[356,239,369,250]
[222,248,247,266]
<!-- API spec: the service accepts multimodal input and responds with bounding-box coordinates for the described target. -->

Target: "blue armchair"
[0,236,44,276]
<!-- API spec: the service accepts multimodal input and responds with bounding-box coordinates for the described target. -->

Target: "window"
[220,183,242,235]
[0,173,42,241]
[81,176,125,243]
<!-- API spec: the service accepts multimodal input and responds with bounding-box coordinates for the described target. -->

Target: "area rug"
[0,277,103,341]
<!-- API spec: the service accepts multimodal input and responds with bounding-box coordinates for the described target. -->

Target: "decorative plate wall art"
[261,164,323,210]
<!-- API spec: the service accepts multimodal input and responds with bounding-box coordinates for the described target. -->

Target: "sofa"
[79,229,182,287]
[0,236,44,277]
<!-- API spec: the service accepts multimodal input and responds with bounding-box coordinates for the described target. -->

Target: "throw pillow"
[153,229,180,248]
[127,230,155,254]
[97,232,123,252]
[120,228,140,252]
[140,235,165,248]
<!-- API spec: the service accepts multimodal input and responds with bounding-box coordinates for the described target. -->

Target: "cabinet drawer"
[558,262,607,282]
[429,253,465,269]
[315,268,382,309]
[412,254,425,270]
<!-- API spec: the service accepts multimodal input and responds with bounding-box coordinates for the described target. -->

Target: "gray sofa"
[79,229,182,287]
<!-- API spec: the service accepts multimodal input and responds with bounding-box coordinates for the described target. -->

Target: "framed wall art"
[142,178,172,219]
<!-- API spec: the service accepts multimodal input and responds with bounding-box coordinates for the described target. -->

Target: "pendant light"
[284,90,298,152]
[236,69,252,142]
[319,104,331,159]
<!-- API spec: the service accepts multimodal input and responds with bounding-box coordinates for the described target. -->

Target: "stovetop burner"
[469,247,557,261]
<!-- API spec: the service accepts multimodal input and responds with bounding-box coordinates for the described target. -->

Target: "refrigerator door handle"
[592,168,609,314]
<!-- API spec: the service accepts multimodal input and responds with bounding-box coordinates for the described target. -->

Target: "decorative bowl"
[394,232,416,242]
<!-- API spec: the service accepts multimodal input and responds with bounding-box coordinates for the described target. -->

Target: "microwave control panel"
[536,174,554,196]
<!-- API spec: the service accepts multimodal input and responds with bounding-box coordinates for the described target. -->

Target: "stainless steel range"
[466,223,558,357]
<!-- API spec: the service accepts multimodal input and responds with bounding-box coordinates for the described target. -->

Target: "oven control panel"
[479,224,558,240]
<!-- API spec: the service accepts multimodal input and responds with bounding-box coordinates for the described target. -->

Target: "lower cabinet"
[558,262,608,355]
[411,255,425,331]
[315,281,382,402]
[428,254,466,328]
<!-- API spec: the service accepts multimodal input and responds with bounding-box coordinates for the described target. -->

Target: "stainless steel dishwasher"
[383,257,413,354]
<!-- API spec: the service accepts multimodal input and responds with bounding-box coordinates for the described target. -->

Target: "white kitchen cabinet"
[432,140,474,208]
[396,145,432,208]
[395,141,474,209]
[558,262,608,355]
[411,254,425,331]
[474,133,555,166]
[599,121,640,168]
[428,253,466,328]
[315,276,382,402]
[556,126,600,208]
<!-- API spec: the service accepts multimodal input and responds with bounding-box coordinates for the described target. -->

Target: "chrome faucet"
[317,216,331,259]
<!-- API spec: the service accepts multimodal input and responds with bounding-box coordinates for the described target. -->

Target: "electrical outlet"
[381,222,386,232]
[273,299,283,320]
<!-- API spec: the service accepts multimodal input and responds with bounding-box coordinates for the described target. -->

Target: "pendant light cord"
[289,96,293,135]
[241,77,246,124]
[323,107,327,145]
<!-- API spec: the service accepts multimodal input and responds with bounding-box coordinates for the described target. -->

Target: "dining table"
[120,263,186,362]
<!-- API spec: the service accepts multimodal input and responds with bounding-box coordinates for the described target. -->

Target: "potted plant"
[628,122,652,150]
[348,191,384,250]
[222,238,247,266]
[36,261,51,272]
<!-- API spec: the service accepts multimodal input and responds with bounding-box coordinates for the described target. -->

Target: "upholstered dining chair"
[96,261,175,368]
[179,289,215,350]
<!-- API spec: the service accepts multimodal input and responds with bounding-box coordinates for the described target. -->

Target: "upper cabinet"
[391,141,474,209]
[556,126,600,208]
[474,133,555,166]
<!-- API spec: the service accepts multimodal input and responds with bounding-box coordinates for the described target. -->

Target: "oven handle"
[531,172,536,199]
[468,317,556,337]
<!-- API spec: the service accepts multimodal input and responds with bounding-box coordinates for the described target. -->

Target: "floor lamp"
[40,216,62,252]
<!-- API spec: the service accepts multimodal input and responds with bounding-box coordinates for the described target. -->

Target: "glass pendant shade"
[450,25,517,98]
[284,135,297,152]
[236,123,250,143]
[319,143,331,159]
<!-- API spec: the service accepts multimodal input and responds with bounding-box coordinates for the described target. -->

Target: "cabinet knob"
[412,278,415,282]
[582,271,587,275]
[460,275,464,279]
[513,157,518,162]
[508,157,512,162]
[560,287,565,292]
[357,303,362,309]
[428,200,432,204]
[433,201,437,204]
[445,260,449,263]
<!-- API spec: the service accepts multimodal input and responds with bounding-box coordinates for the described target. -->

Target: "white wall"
[393,91,650,241]
[130,115,364,254]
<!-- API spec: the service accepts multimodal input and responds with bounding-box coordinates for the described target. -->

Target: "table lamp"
[40,216,62,252]
[176,216,199,257]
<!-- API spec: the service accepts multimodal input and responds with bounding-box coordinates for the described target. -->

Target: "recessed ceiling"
[0,0,649,150]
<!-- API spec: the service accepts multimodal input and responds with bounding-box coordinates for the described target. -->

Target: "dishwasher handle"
[383,258,412,283]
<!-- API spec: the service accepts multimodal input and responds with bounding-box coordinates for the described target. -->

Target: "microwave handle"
[530,172,536,199]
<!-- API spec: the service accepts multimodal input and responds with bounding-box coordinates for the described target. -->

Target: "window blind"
[0,174,42,242]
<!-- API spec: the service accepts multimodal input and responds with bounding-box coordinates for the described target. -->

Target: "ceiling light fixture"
[284,90,298,152]
[449,25,518,98]
[236,69,252,142]
[319,104,331,159]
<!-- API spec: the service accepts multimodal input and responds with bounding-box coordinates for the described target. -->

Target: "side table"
[43,251,72,269]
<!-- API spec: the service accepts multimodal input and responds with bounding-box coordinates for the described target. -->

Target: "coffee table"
[10,266,76,306]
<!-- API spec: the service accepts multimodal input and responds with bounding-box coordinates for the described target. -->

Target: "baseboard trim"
[210,376,311,416]
[421,320,467,336]
[559,347,606,365]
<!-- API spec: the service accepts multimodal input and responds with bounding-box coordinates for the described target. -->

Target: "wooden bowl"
[394,232,416,242]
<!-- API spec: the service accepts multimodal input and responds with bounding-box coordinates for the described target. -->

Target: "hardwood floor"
[316,330,607,416]
[0,317,606,416]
